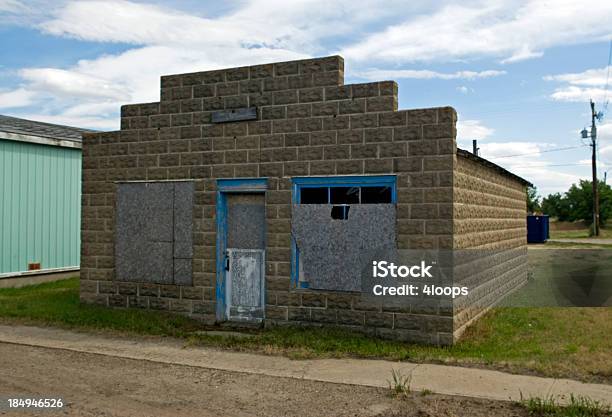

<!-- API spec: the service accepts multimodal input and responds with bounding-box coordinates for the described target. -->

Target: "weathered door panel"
[224,193,266,321]
[227,249,265,320]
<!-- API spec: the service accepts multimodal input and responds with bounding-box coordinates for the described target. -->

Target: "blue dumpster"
[527,215,549,243]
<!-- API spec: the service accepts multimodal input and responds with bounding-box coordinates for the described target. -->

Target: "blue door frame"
[215,178,268,321]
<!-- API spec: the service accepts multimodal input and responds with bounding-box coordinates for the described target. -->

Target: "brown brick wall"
[452,155,528,339]
[81,54,527,346]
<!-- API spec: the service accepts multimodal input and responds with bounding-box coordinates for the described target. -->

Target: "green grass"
[1,278,611,383]
[544,224,612,248]
[0,278,202,337]
[549,228,612,240]
[187,307,610,382]
[521,394,610,417]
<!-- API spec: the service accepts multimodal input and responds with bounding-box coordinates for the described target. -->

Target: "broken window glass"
[361,186,392,203]
[330,187,359,204]
[300,187,328,204]
[330,205,350,220]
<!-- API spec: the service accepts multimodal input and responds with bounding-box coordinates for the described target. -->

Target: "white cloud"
[11,0,427,128]
[599,122,612,142]
[544,67,610,87]
[20,68,131,101]
[545,66,612,102]
[40,1,208,45]
[514,165,582,195]
[0,0,58,26]
[599,125,612,167]
[499,46,543,64]
[477,141,587,195]
[5,44,308,128]
[600,144,612,160]
[578,158,609,170]
[15,113,119,130]
[454,124,583,197]
[342,0,612,64]
[355,69,505,81]
[457,119,494,142]
[456,85,474,94]
[0,0,26,13]
[0,87,37,109]
[9,0,340,128]
[549,86,608,102]
[37,0,407,50]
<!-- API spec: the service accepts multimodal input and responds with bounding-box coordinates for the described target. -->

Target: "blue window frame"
[290,175,397,288]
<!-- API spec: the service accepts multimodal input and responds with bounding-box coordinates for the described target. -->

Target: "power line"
[487,145,588,160]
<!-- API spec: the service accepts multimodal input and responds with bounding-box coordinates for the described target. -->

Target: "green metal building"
[0,115,89,284]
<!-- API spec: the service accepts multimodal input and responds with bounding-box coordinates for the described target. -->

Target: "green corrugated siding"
[0,139,81,274]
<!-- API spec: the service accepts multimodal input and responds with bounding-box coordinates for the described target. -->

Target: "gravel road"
[0,342,527,417]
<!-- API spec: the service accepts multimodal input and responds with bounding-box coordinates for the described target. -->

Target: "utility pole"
[590,100,599,236]
[472,139,479,156]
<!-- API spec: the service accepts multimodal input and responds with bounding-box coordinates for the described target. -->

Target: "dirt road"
[0,342,528,417]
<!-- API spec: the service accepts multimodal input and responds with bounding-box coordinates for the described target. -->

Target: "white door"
[226,249,265,321]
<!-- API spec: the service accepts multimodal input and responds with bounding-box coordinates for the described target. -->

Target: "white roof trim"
[0,131,82,149]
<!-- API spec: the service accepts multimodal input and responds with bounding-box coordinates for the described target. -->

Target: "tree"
[541,192,569,220]
[526,186,541,213]
[541,180,612,226]
[564,180,612,226]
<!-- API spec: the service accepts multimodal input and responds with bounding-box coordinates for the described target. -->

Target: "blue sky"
[1,0,611,196]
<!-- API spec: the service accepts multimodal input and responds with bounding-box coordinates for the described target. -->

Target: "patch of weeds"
[420,389,433,396]
[564,344,579,354]
[388,368,411,397]
[521,393,610,417]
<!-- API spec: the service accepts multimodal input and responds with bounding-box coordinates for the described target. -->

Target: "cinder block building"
[80,55,530,344]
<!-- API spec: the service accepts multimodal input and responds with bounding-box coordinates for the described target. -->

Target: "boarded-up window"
[292,204,396,291]
[115,181,194,285]
[291,176,397,291]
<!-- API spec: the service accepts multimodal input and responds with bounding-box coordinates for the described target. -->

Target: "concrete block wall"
[452,155,528,339]
[80,54,488,345]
